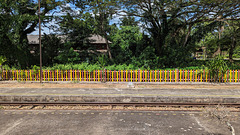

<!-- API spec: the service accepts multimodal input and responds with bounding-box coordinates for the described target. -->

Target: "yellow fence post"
[117,70,119,82]
[224,72,226,82]
[190,70,192,82]
[235,70,237,82]
[52,70,55,81]
[84,70,86,81]
[145,70,147,82]
[12,71,15,81]
[70,70,73,81]
[61,70,63,81]
[195,70,197,82]
[165,70,167,82]
[17,71,19,81]
[206,71,208,82]
[80,70,82,81]
[98,70,100,81]
[94,70,96,82]
[234,70,237,82]
[201,70,203,82]
[89,70,91,81]
[135,70,137,82]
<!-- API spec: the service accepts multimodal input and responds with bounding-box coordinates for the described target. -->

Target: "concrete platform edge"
[1,81,240,85]
[0,95,239,104]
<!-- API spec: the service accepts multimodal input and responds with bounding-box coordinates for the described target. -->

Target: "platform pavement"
[1,82,240,103]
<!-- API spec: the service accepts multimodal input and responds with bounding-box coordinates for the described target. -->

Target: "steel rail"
[1,102,240,106]
[1,102,240,112]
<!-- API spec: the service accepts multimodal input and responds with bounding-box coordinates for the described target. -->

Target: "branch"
[183,24,192,47]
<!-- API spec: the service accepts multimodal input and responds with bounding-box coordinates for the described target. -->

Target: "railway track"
[1,102,240,111]
[1,102,240,106]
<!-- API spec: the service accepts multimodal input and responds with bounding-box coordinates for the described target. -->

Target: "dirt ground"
[0,81,240,89]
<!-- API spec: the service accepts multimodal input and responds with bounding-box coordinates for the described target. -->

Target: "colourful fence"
[1,69,240,82]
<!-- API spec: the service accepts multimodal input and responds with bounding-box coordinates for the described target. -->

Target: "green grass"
[2,60,240,70]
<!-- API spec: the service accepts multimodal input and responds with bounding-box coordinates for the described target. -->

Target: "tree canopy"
[0,0,240,69]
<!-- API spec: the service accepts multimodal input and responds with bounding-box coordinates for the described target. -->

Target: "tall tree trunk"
[104,34,112,60]
[153,31,165,57]
[99,10,112,60]
[18,33,30,68]
[154,36,162,56]
[229,36,236,62]
[183,25,192,47]
[102,25,112,60]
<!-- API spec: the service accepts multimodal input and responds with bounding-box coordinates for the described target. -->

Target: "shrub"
[207,55,228,82]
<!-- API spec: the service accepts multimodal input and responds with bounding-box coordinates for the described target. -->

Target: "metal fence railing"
[1,69,240,82]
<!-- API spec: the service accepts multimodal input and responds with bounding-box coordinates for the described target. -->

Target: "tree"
[58,12,103,63]
[55,42,81,64]
[88,1,118,60]
[118,0,240,58]
[59,12,95,49]
[120,16,138,26]
[0,0,61,68]
[110,26,143,64]
[207,55,228,82]
[203,20,240,61]
[68,0,121,60]
[41,34,63,66]
[224,21,240,62]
